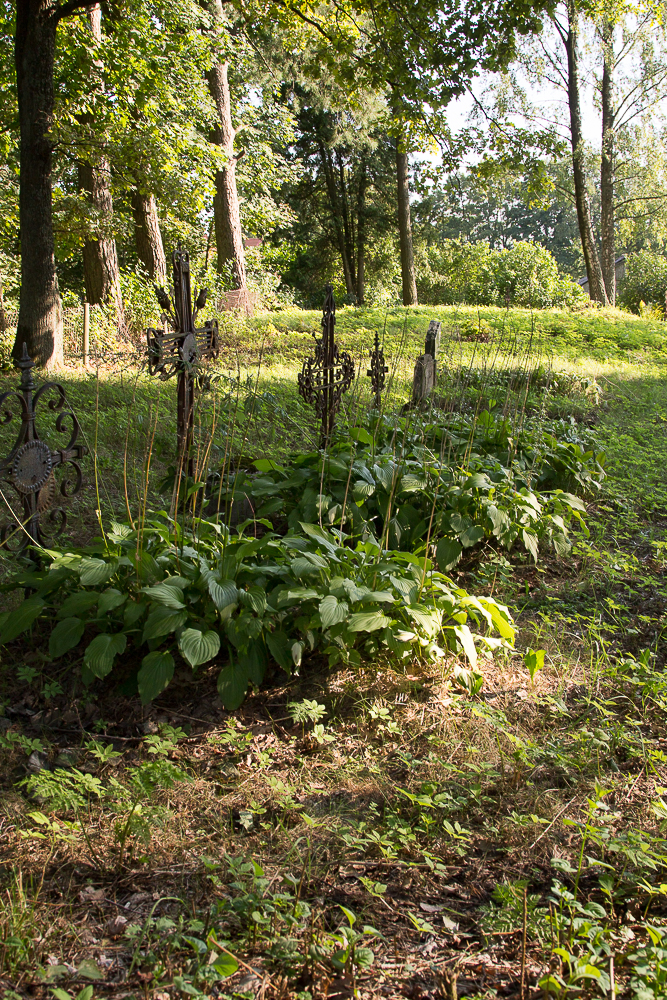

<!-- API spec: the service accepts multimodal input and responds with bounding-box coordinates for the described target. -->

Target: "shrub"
[617,250,667,314]
[417,239,584,309]
[1,517,514,709]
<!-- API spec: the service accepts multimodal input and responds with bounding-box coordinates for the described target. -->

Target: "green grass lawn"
[1,303,667,1000]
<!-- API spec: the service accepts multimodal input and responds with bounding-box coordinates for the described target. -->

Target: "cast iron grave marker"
[298,286,354,447]
[0,345,87,551]
[146,245,219,476]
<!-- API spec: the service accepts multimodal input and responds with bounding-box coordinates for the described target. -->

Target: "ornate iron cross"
[367,331,388,409]
[298,286,354,447]
[0,345,87,552]
[146,245,219,476]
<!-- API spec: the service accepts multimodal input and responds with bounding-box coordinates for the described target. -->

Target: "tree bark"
[564,0,608,305]
[131,188,167,284]
[600,16,615,305]
[356,157,367,305]
[319,142,355,297]
[206,5,249,312]
[396,141,418,306]
[78,6,125,333]
[13,0,64,368]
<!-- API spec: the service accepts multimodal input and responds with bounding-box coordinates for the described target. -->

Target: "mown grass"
[0,303,666,1000]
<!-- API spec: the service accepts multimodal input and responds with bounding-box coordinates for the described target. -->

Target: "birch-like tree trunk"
[396,141,418,306]
[563,0,608,304]
[600,16,615,304]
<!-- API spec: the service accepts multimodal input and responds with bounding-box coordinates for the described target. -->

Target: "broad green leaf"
[208,577,237,611]
[0,596,44,644]
[460,525,485,548]
[57,591,99,619]
[83,633,127,679]
[179,628,220,668]
[353,480,375,498]
[347,611,391,633]
[319,595,349,628]
[142,607,187,643]
[467,472,491,489]
[77,959,103,980]
[436,538,462,571]
[49,617,85,658]
[522,529,539,562]
[212,953,239,977]
[79,558,116,586]
[266,629,293,670]
[454,625,477,668]
[138,651,175,704]
[409,606,442,638]
[142,583,186,609]
[239,586,266,616]
[98,588,127,616]
[401,474,427,492]
[237,641,267,685]
[217,661,249,710]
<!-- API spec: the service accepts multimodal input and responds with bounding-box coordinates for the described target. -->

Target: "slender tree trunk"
[13,0,63,368]
[396,140,418,306]
[319,142,355,297]
[207,2,249,312]
[356,157,367,305]
[336,151,356,290]
[131,189,167,284]
[78,6,126,333]
[564,0,608,305]
[600,16,615,305]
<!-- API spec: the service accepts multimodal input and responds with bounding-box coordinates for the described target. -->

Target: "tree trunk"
[356,157,367,305]
[600,16,615,305]
[13,0,63,369]
[78,6,126,334]
[206,5,249,313]
[396,141,418,306]
[319,142,355,297]
[131,189,167,284]
[337,150,356,291]
[564,0,608,305]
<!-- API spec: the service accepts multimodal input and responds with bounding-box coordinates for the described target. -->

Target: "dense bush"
[416,239,584,308]
[617,250,667,314]
[219,407,604,571]
[0,518,513,709]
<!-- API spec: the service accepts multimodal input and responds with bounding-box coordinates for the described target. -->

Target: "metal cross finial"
[298,285,354,447]
[145,246,220,476]
[0,344,87,553]
[367,330,388,409]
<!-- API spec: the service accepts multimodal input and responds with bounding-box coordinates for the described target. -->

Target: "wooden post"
[83,301,90,366]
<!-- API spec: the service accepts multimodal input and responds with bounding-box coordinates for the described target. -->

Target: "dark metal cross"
[0,345,87,552]
[298,286,354,447]
[367,331,388,409]
[146,245,219,476]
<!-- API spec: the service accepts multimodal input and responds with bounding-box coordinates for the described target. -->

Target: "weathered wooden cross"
[298,286,354,447]
[146,245,219,477]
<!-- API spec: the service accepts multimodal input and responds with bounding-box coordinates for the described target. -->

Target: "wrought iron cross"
[146,245,219,476]
[0,345,87,552]
[367,331,388,409]
[298,286,354,447]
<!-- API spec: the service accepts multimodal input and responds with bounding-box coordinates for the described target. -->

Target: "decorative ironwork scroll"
[146,245,220,475]
[367,331,388,409]
[298,286,354,446]
[0,344,87,552]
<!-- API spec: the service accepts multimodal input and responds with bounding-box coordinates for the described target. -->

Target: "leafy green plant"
[1,514,514,710]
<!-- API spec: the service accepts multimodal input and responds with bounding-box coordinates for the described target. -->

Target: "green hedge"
[617,250,667,314]
[417,239,584,309]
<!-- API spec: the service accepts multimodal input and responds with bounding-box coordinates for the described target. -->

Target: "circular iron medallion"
[180,332,199,366]
[12,440,53,494]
